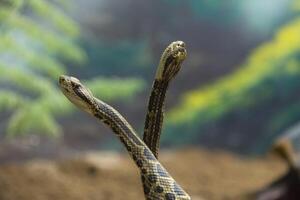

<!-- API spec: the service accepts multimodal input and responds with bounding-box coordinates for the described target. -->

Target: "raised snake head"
[59,75,96,115]
[156,41,187,82]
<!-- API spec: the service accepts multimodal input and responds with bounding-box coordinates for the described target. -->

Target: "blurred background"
[0,0,300,199]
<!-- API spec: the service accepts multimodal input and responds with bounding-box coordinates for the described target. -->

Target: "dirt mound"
[0,149,286,200]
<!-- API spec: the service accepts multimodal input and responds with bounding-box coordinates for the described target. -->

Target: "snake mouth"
[58,75,66,84]
[171,41,187,61]
[58,75,66,86]
[59,75,71,93]
[175,48,187,60]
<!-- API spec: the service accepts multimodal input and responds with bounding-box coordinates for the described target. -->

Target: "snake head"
[156,41,187,81]
[169,41,187,60]
[59,75,96,115]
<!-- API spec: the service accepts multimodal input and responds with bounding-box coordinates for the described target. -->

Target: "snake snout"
[173,41,187,59]
[59,75,67,85]
[177,41,185,48]
[58,75,71,94]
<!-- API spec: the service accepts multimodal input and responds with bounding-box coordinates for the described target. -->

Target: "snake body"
[59,77,191,199]
[59,41,190,200]
[143,41,186,158]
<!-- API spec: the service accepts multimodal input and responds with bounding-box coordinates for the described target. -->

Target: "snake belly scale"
[59,41,191,200]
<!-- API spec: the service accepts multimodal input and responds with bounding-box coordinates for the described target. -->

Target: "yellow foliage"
[292,0,300,11]
[169,16,300,126]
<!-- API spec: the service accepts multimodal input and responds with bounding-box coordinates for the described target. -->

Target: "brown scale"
[143,41,186,158]
[143,79,169,158]
[141,42,187,198]
[91,98,190,199]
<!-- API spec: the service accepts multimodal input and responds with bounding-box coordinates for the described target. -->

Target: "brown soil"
[0,149,286,200]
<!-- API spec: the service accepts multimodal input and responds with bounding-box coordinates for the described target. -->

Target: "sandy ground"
[0,149,286,200]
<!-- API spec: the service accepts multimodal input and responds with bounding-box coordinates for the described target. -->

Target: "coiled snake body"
[59,41,191,200]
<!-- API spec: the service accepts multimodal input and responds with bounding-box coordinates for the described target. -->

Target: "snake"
[59,41,190,200]
[143,41,186,158]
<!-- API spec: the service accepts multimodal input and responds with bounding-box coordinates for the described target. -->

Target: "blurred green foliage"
[164,0,241,24]
[0,0,144,136]
[164,0,300,150]
[86,77,145,102]
[84,40,152,77]
[185,0,239,23]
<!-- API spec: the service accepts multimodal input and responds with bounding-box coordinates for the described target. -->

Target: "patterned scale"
[143,79,168,158]
[94,98,190,200]
[58,40,191,199]
[141,41,188,199]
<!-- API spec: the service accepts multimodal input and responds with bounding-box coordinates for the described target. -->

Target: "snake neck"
[93,99,143,150]
[92,99,190,200]
[93,99,166,167]
[143,79,169,158]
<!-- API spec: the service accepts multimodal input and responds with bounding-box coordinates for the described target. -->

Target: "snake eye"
[175,41,185,48]
[71,81,79,89]
[59,76,66,85]
[178,42,185,48]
